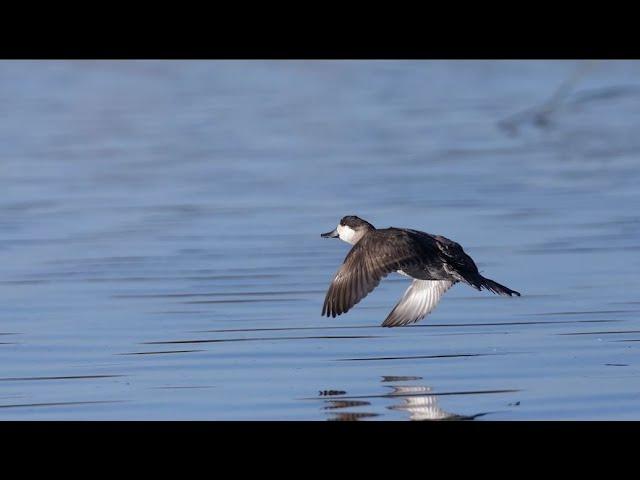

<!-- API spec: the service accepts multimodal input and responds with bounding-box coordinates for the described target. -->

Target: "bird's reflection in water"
[326,409,379,421]
[384,376,487,421]
[386,385,470,420]
[320,376,488,421]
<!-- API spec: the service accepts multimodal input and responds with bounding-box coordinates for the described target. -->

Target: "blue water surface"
[0,60,639,419]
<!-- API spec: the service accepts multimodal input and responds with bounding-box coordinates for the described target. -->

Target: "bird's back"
[365,227,481,282]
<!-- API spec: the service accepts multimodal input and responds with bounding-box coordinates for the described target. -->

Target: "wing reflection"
[386,381,488,421]
[317,375,490,421]
[387,385,469,420]
[322,399,379,421]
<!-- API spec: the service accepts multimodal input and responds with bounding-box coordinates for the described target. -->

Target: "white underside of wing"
[383,279,454,327]
[388,386,454,420]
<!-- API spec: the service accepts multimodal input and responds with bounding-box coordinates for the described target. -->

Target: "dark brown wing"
[322,229,427,318]
[432,235,480,277]
[432,234,520,295]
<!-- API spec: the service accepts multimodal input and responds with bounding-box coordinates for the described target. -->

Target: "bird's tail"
[475,275,521,297]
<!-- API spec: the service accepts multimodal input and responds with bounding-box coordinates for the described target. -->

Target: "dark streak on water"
[151,386,217,390]
[304,388,520,401]
[0,400,125,409]
[114,290,326,298]
[337,353,497,362]
[117,350,206,355]
[181,299,304,304]
[559,330,640,336]
[0,375,124,382]
[530,310,638,316]
[193,319,620,334]
[143,335,381,345]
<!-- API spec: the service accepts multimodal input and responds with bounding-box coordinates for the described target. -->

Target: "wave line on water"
[336,352,528,362]
[142,335,381,345]
[0,374,125,382]
[117,349,205,355]
[528,310,637,316]
[558,329,640,336]
[301,388,521,401]
[0,400,126,409]
[191,319,619,334]
[114,290,326,298]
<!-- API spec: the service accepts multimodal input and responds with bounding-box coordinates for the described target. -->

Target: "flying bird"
[321,215,520,327]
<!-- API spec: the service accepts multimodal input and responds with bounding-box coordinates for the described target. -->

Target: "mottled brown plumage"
[322,216,520,327]
[323,229,428,318]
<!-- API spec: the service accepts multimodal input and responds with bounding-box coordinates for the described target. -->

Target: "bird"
[320,215,520,327]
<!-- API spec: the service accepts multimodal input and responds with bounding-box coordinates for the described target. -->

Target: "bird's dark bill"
[321,229,339,238]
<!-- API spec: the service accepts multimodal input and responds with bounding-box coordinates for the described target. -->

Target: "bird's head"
[321,215,375,245]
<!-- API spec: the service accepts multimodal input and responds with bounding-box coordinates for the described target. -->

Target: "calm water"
[1,60,639,420]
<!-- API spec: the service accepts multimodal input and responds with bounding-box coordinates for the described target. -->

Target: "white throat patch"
[337,224,357,244]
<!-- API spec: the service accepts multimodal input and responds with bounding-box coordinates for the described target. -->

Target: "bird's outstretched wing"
[381,279,454,327]
[322,230,427,318]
